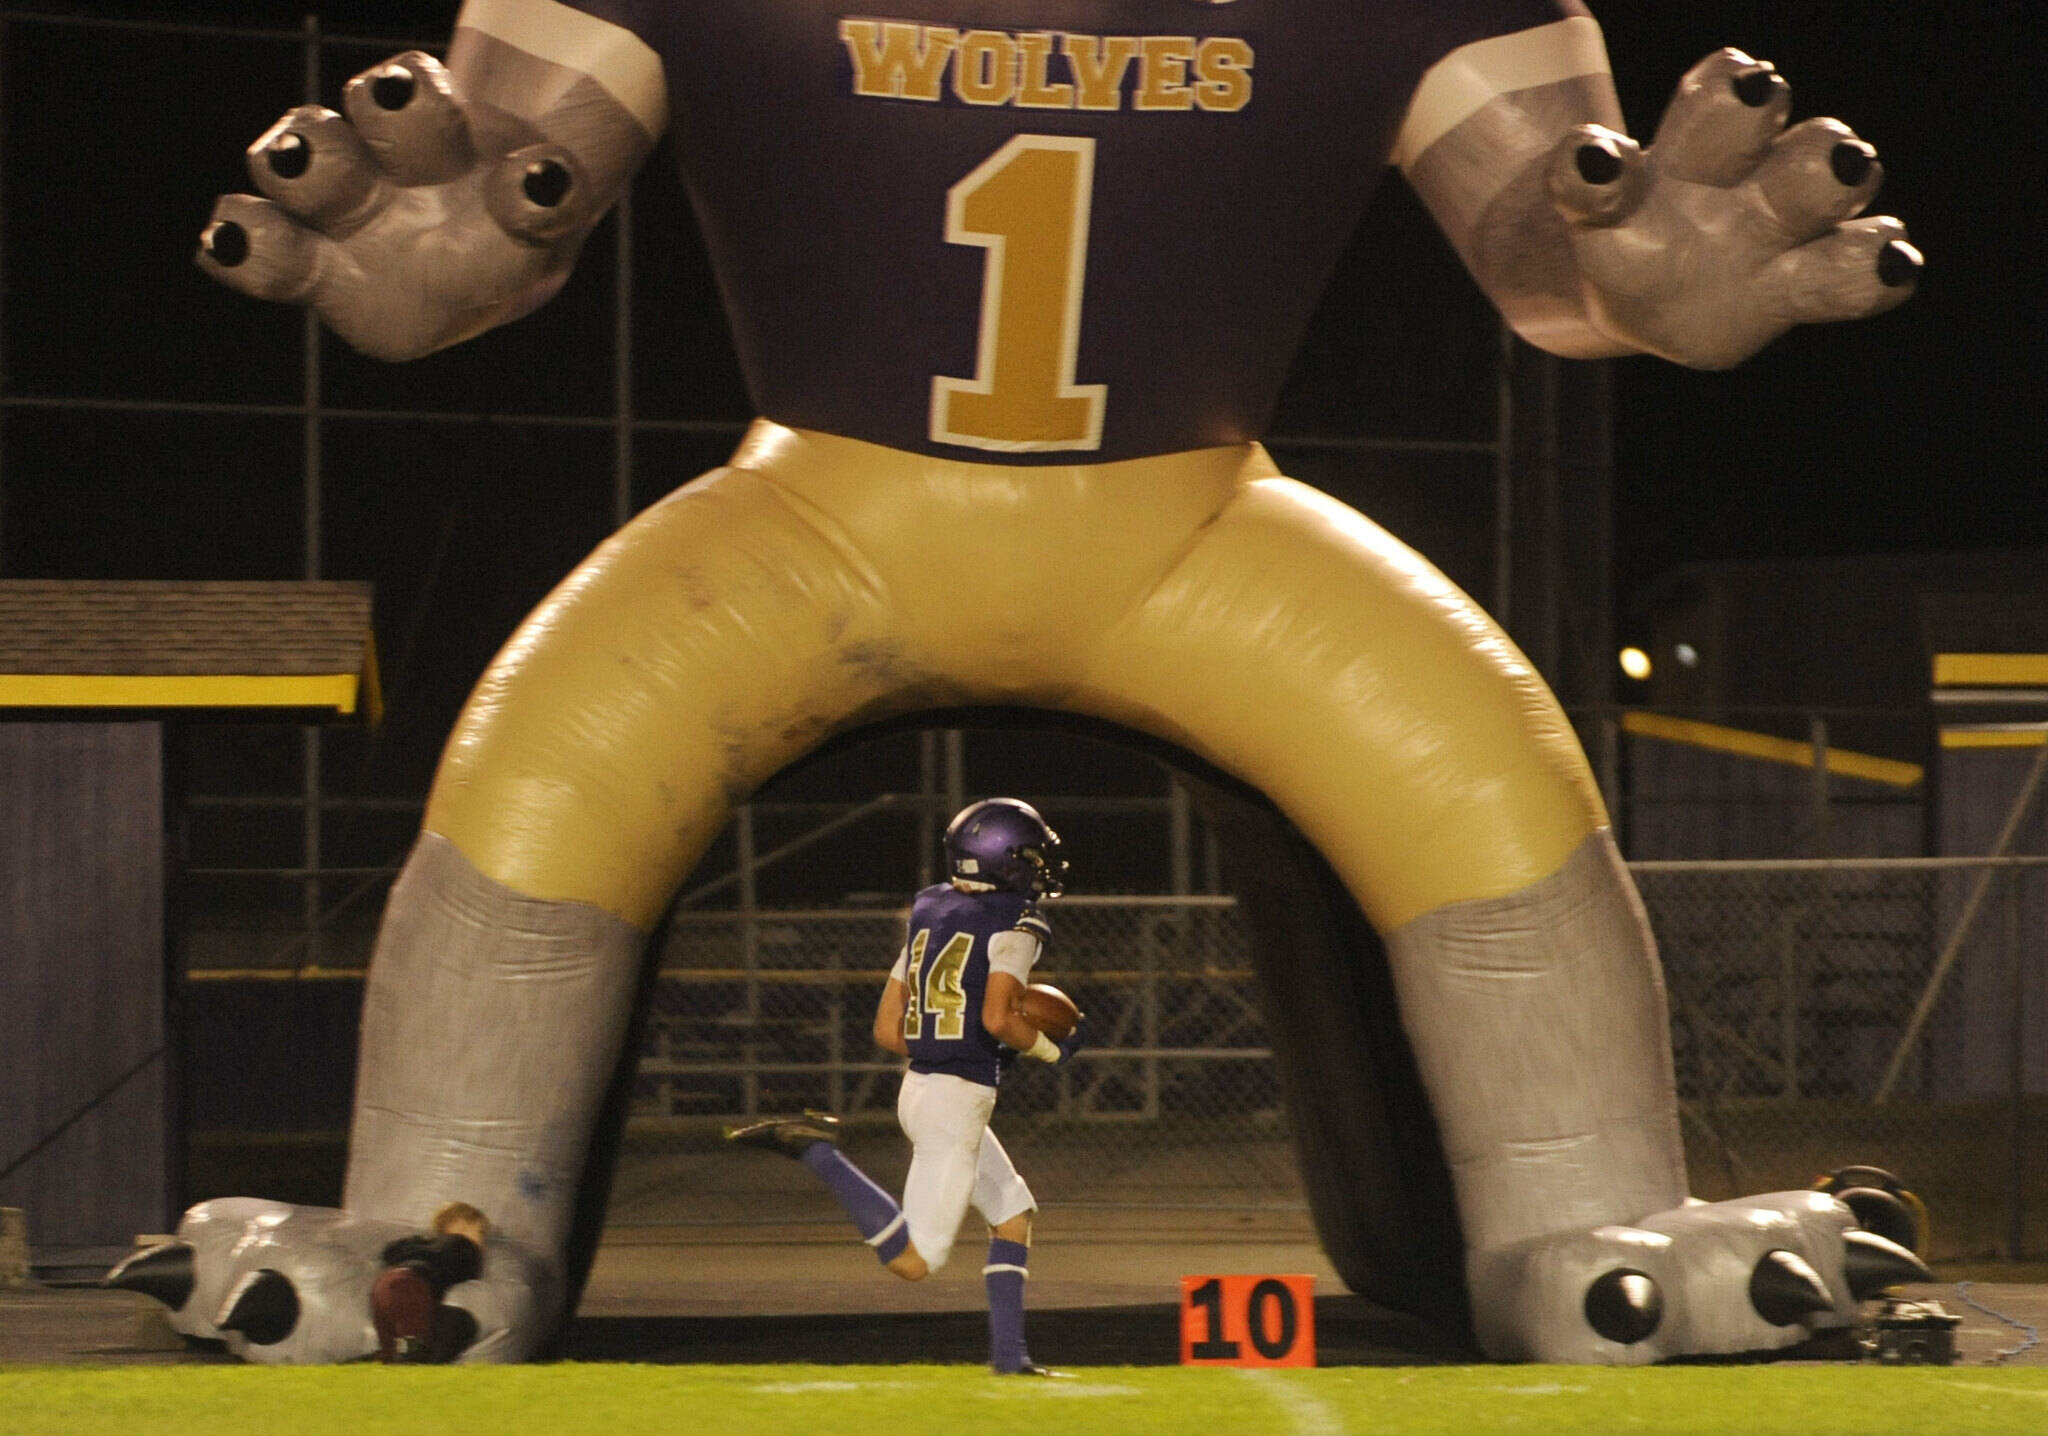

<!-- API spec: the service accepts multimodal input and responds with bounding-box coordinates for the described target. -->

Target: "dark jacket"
[379,1233,483,1299]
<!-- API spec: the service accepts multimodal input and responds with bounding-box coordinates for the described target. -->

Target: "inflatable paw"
[198,48,648,361]
[1548,48,1921,367]
[107,1198,556,1364]
[1471,1190,1930,1363]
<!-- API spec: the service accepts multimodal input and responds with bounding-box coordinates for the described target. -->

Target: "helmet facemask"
[1011,832,1067,898]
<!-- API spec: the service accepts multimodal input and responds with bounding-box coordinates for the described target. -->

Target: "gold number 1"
[930,135,1106,453]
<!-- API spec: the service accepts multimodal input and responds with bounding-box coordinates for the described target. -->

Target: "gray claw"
[1834,1184,1920,1251]
[368,63,418,113]
[216,1268,300,1346]
[1576,136,1626,186]
[246,106,381,232]
[1830,139,1876,188]
[1652,49,1793,186]
[340,51,473,187]
[1843,1229,1933,1300]
[1583,1267,1663,1344]
[1548,124,1645,228]
[1730,61,1786,110]
[1877,239,1923,288]
[104,1241,196,1312]
[265,131,311,180]
[485,144,592,244]
[200,219,249,268]
[1749,1248,1834,1326]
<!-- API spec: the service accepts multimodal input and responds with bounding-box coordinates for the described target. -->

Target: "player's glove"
[1021,1017,1085,1066]
[1053,1017,1086,1065]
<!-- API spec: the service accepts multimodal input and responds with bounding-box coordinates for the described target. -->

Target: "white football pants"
[896,1069,1035,1270]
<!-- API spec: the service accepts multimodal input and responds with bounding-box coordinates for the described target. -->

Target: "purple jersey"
[564,0,1586,462]
[900,883,1051,1086]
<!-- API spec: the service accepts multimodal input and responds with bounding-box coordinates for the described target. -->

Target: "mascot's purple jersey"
[901,884,1051,1087]
[568,0,1583,462]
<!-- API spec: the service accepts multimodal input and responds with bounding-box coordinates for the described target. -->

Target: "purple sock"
[800,1144,909,1264]
[984,1237,1031,1371]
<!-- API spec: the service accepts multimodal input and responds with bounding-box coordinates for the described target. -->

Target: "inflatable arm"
[196,0,665,361]
[1397,20,1921,368]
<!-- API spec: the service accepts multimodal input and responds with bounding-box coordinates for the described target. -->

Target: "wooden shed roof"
[0,580,379,721]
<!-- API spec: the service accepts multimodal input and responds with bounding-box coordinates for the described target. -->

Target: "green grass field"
[6,1364,2048,1435]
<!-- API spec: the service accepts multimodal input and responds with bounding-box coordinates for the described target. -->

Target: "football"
[1016,983,1082,1041]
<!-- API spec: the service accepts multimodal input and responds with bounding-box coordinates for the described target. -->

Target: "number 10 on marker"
[1179,1274,1316,1367]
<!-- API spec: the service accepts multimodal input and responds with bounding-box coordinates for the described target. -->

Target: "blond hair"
[430,1200,491,1239]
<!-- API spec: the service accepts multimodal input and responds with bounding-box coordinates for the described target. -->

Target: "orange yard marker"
[1179,1274,1316,1367]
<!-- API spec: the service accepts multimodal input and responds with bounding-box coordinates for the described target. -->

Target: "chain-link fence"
[608,896,1303,1230]
[1639,856,2048,1263]
[609,860,2047,1262]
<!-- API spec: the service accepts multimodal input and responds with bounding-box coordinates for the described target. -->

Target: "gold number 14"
[930,135,1106,453]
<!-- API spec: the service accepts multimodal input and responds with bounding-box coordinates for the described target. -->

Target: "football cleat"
[944,799,1068,897]
[993,1362,1074,1377]
[723,1112,842,1160]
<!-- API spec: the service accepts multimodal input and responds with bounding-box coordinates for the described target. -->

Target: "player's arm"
[1396,16,1918,368]
[983,930,1074,1063]
[873,947,911,1057]
[981,970,1046,1055]
[198,0,667,360]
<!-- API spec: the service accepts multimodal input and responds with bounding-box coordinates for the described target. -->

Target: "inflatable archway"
[376,417,1658,1326]
[126,426,1930,1367]
[137,418,1846,1367]
[116,0,1931,1368]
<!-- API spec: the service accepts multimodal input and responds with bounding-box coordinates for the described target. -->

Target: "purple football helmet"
[943,798,1067,897]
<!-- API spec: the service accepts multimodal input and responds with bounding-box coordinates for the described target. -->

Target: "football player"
[727,798,1083,1376]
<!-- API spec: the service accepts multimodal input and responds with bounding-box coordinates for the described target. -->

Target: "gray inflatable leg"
[346,831,648,1255]
[1388,831,1914,1361]
[137,832,646,1363]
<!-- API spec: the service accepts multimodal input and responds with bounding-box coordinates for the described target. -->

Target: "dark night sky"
[1597,3,2041,609]
[6,1,2037,622]
[0,1,2030,887]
